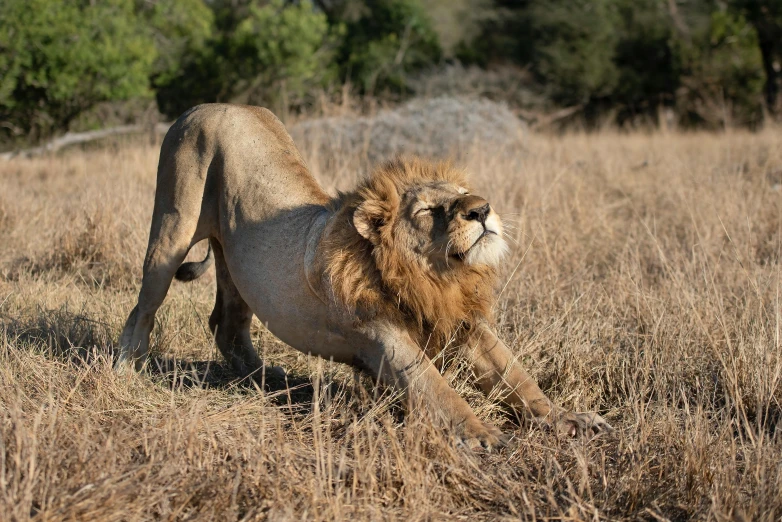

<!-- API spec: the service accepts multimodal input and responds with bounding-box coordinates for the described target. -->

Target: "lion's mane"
[323,158,497,349]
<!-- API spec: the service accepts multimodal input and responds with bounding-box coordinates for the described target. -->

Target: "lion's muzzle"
[448,196,507,267]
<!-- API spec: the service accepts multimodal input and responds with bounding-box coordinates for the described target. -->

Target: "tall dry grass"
[0,116,781,520]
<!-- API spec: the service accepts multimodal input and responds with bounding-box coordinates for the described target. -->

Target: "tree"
[0,0,155,142]
[729,0,782,116]
[154,0,339,119]
[668,2,765,127]
[473,0,620,107]
[333,0,442,94]
[528,0,621,106]
[139,0,215,90]
[612,0,681,115]
[229,0,340,106]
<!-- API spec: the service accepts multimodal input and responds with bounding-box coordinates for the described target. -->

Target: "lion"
[116,104,612,449]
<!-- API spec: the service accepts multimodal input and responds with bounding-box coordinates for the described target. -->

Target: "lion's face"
[354,179,508,273]
[333,159,503,337]
[397,182,508,271]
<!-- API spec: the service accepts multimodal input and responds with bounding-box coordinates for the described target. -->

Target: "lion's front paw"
[454,418,508,451]
[551,411,614,438]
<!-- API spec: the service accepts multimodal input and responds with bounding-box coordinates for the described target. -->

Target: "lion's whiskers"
[501,232,520,246]
[444,239,454,268]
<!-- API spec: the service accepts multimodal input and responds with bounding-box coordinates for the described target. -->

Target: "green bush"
[154,0,339,119]
[141,0,215,89]
[612,0,681,112]
[337,0,441,94]
[676,8,765,127]
[230,0,340,106]
[520,0,621,106]
[0,0,155,142]
[467,0,769,127]
[0,0,778,142]
[729,0,782,115]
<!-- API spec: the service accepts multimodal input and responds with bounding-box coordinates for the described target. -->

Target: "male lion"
[116,104,611,449]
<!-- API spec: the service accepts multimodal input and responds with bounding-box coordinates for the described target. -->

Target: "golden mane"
[323,157,497,349]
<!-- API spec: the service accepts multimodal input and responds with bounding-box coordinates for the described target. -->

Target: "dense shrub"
[524,0,621,106]
[676,8,765,127]
[727,0,782,116]
[472,0,770,128]
[0,0,155,142]
[336,0,442,95]
[142,0,216,93]
[1,0,780,145]
[154,0,339,119]
[612,0,681,114]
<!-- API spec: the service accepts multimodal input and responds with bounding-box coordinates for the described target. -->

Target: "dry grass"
[1,118,781,520]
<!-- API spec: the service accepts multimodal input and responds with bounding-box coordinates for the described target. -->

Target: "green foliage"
[468,0,770,127]
[137,0,216,120]
[140,0,215,88]
[612,0,681,109]
[0,0,155,141]
[154,0,339,119]
[728,0,782,114]
[230,0,340,105]
[609,0,764,126]
[1,0,780,143]
[523,0,621,106]
[677,8,765,126]
[337,0,441,94]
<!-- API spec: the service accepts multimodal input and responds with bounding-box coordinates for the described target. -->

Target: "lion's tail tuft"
[175,242,214,282]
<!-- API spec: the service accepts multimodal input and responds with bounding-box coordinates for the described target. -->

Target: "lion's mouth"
[449,230,497,261]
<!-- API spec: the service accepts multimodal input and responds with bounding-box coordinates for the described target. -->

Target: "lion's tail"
[174,242,214,282]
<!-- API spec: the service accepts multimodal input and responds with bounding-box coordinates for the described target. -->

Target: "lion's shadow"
[0,306,325,408]
[146,357,322,407]
[13,308,782,439]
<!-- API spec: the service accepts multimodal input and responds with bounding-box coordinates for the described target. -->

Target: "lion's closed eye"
[414,207,433,217]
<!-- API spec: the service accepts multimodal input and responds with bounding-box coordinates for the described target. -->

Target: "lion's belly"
[220,218,360,365]
[248,297,358,365]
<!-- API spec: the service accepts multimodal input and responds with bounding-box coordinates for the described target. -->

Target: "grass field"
[1,120,781,520]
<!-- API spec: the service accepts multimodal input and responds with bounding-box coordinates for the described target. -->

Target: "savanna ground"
[0,110,781,520]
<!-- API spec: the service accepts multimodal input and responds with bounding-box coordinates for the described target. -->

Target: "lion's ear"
[353,201,385,244]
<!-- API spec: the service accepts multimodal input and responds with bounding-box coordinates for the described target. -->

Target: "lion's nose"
[460,197,491,225]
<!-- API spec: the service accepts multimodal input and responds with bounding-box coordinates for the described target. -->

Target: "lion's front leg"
[354,321,506,450]
[461,321,613,437]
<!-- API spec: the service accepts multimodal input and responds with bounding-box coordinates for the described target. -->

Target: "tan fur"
[117,104,612,450]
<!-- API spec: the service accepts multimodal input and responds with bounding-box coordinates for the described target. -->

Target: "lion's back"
[158,104,329,211]
[164,104,302,164]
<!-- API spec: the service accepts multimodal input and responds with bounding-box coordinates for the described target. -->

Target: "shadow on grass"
[0,306,115,364]
[0,306,331,409]
[146,357,324,409]
[3,306,782,435]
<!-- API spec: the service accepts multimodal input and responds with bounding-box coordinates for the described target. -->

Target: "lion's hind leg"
[116,198,202,371]
[116,223,196,371]
[208,239,270,380]
[116,244,193,371]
